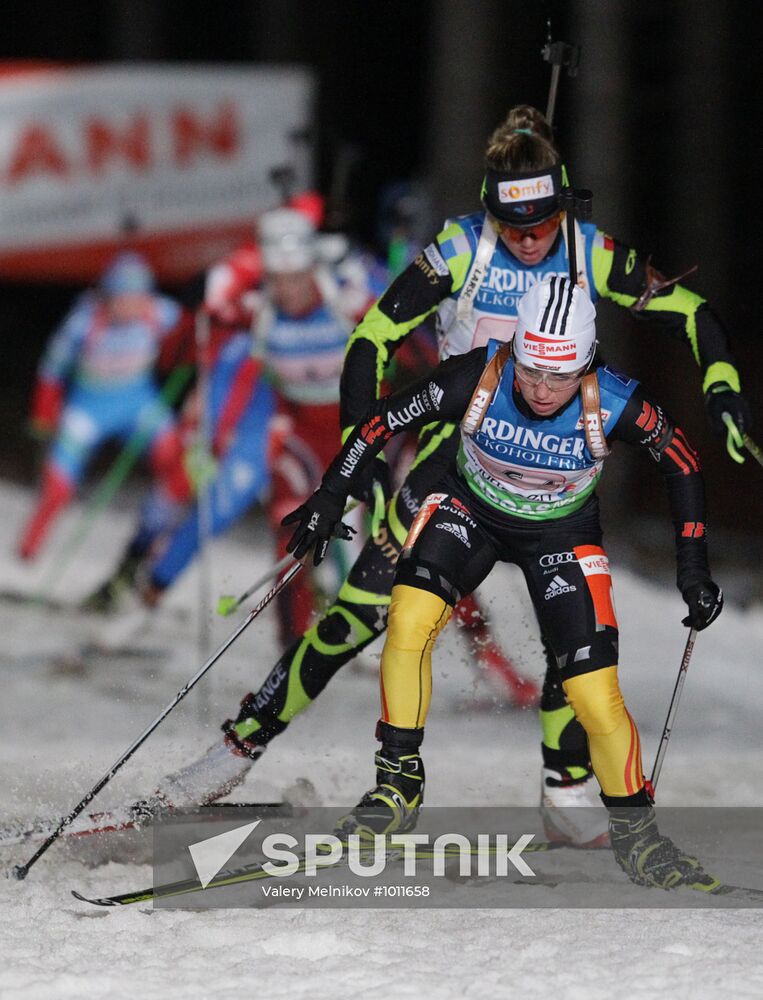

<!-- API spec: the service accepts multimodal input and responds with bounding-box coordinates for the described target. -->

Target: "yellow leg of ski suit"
[380,584,644,797]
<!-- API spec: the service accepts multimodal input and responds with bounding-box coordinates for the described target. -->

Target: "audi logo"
[539,551,575,567]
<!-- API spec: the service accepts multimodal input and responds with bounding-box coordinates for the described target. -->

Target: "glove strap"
[721,412,745,464]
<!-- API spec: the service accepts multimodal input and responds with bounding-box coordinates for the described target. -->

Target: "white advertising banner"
[0,63,314,281]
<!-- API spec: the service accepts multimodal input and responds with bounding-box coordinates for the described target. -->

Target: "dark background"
[1,0,761,580]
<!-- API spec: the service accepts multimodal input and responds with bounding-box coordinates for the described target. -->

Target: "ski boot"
[131,735,264,822]
[335,722,424,842]
[81,550,144,614]
[607,796,721,891]
[541,766,610,848]
[87,588,156,653]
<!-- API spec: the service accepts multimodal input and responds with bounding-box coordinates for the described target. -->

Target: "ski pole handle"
[647,627,698,797]
[217,552,295,617]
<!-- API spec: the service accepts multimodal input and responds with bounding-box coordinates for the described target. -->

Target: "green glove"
[184,443,218,490]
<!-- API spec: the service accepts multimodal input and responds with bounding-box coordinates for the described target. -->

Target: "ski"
[0,587,186,622]
[72,839,566,906]
[0,801,293,850]
[0,805,141,848]
[0,589,74,612]
[451,873,763,902]
[71,836,763,907]
[696,882,763,903]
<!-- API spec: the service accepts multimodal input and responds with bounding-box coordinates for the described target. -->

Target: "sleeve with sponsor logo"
[340,220,475,430]
[327,348,486,497]
[610,383,711,591]
[591,228,739,390]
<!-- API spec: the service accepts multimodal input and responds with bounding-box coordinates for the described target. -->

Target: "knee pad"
[394,559,461,607]
[554,628,619,677]
[563,666,625,737]
[314,607,356,647]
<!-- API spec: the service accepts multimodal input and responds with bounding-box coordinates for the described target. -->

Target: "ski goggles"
[494,212,562,242]
[513,359,585,390]
[481,162,563,226]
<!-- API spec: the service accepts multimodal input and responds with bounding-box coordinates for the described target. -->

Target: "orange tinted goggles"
[497,213,561,242]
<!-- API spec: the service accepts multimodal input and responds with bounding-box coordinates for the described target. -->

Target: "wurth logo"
[544,575,577,600]
[361,416,389,444]
[681,521,706,539]
[339,438,367,478]
[435,521,471,548]
[636,401,658,433]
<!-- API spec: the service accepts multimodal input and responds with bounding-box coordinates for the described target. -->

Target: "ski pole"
[194,309,214,720]
[216,497,362,617]
[742,434,763,467]
[646,627,698,798]
[10,557,305,882]
[559,187,593,286]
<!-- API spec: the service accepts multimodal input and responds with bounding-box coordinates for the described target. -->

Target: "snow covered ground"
[1,480,762,999]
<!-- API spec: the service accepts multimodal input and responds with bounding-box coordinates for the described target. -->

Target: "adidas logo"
[435,521,471,548]
[428,381,444,408]
[544,574,577,600]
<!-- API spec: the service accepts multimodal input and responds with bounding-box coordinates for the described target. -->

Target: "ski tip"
[710,882,763,903]
[216,595,237,617]
[71,890,116,907]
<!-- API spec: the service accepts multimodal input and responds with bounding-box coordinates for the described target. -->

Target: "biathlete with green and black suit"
[283,274,725,892]
[145,105,748,843]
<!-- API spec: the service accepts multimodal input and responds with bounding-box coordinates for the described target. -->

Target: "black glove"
[349,455,391,505]
[704,384,752,461]
[281,489,355,566]
[681,581,723,631]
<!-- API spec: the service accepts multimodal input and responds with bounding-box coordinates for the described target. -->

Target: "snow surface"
[1,480,762,999]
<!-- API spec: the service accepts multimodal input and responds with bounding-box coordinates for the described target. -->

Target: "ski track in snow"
[1,481,762,1000]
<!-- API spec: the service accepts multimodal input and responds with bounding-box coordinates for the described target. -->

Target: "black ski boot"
[605,792,720,891]
[81,549,144,614]
[336,722,425,841]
